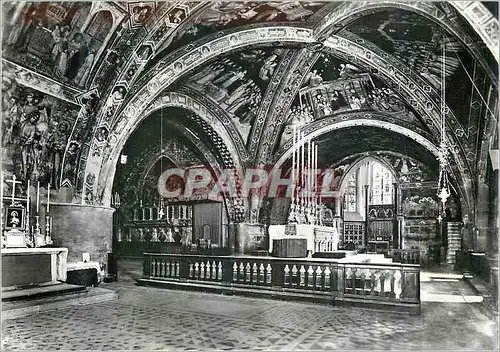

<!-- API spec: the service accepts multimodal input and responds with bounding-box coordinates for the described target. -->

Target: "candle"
[47,183,50,213]
[27,180,30,209]
[36,181,40,214]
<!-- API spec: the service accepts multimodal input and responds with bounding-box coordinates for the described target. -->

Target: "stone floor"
[2,273,498,351]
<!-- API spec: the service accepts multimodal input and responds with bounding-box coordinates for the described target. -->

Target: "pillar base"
[49,203,115,266]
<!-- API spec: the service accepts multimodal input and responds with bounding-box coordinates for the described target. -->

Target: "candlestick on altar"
[47,183,50,213]
[36,182,40,214]
[291,124,296,204]
[26,180,30,233]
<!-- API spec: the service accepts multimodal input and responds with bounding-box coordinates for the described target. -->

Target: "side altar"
[1,175,68,289]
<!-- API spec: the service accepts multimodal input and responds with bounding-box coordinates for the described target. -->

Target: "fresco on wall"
[2,2,112,88]
[2,77,80,187]
[184,48,286,142]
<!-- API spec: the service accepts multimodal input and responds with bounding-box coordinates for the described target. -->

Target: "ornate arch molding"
[315,1,499,65]
[92,91,245,206]
[174,86,249,162]
[277,110,436,156]
[272,119,470,215]
[250,48,321,160]
[90,2,207,97]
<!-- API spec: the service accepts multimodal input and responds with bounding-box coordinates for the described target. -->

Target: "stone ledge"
[2,287,117,320]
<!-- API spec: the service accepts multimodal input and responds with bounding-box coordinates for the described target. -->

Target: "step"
[2,287,117,320]
[2,283,87,302]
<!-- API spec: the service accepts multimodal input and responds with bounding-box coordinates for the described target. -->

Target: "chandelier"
[437,36,450,207]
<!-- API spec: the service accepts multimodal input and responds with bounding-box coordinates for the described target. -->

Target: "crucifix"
[5,175,22,202]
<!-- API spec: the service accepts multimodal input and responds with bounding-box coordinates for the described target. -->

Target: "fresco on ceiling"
[2,2,113,88]
[346,9,486,129]
[185,48,286,142]
[280,54,423,146]
[2,75,80,187]
[163,1,327,52]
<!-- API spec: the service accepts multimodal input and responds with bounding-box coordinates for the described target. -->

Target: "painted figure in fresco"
[133,5,153,23]
[54,41,70,77]
[66,32,87,80]
[20,106,41,180]
[213,68,247,90]
[51,25,70,62]
[74,48,96,86]
[195,64,226,86]
[7,14,24,46]
[259,54,278,81]
[47,121,70,187]
[224,81,252,106]
[303,70,323,88]
[17,4,45,52]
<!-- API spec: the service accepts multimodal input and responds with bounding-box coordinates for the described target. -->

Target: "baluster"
[367,269,375,295]
[291,265,298,286]
[284,265,290,286]
[195,262,200,279]
[383,271,391,297]
[201,262,206,279]
[394,270,402,299]
[266,264,272,284]
[165,260,170,277]
[175,262,180,277]
[324,267,331,289]
[212,261,217,279]
[315,266,323,289]
[151,259,156,277]
[239,262,245,282]
[259,263,265,283]
[217,262,222,281]
[233,262,238,282]
[307,266,314,288]
[189,263,194,278]
[158,260,163,278]
[206,261,211,279]
[245,263,251,282]
[345,267,353,293]
[374,271,382,295]
[299,265,306,287]
[252,263,258,283]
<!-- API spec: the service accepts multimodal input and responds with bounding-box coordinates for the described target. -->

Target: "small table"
[66,262,101,287]
[367,241,389,254]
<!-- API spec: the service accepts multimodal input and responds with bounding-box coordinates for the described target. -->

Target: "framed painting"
[5,206,25,230]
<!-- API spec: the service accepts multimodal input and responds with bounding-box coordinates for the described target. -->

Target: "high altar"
[267,125,339,258]
[1,175,67,289]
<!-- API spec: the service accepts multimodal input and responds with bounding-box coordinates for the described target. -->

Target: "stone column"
[364,185,369,247]
[49,203,114,265]
[392,183,399,249]
[474,181,490,251]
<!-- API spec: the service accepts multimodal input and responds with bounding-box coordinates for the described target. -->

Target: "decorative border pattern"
[3,60,84,104]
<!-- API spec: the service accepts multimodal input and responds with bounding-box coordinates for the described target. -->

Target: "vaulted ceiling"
[1,1,498,208]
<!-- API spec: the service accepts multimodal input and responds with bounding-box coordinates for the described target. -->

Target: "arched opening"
[111,106,233,258]
[339,157,397,252]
